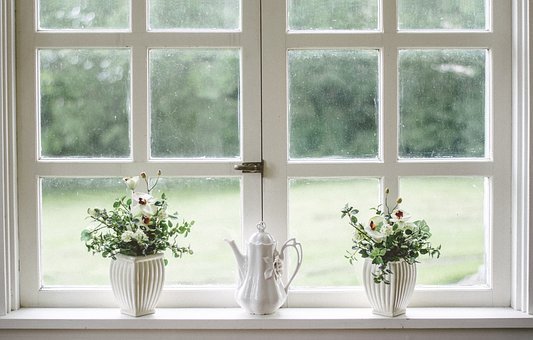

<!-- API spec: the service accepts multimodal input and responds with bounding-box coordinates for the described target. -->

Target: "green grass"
[41,177,486,287]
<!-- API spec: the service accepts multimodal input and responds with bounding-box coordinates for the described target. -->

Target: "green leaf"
[80,229,92,241]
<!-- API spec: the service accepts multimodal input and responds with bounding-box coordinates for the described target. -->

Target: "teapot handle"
[280,238,303,293]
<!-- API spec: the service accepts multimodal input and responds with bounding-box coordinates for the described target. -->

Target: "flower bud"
[140,172,147,179]
[396,197,403,204]
[385,188,390,194]
[157,169,162,176]
[123,176,139,191]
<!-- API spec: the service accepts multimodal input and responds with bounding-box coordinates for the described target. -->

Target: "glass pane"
[400,177,486,286]
[39,0,130,30]
[288,0,379,31]
[41,178,126,285]
[39,49,131,158]
[398,0,487,30]
[149,0,240,30]
[150,49,240,159]
[41,177,241,286]
[399,49,486,158]
[289,178,379,287]
[288,50,379,159]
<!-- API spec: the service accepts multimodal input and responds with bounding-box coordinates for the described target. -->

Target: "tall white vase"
[362,259,416,317]
[110,253,165,317]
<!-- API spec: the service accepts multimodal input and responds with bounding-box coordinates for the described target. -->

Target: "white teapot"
[225,222,303,315]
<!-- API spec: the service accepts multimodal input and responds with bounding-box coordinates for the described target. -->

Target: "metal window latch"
[234,161,264,174]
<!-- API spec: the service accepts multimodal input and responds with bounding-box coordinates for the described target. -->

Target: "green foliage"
[150,49,240,158]
[289,50,379,158]
[399,50,486,158]
[342,190,441,284]
[40,49,130,157]
[81,171,194,260]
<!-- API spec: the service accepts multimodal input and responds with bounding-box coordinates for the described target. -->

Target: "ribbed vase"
[362,259,416,317]
[109,253,165,317]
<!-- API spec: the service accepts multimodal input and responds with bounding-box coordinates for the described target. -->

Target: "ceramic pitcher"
[226,222,303,314]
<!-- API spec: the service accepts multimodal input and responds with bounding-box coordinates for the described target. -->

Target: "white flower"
[133,229,148,243]
[131,192,157,217]
[121,230,135,243]
[365,215,388,242]
[402,222,417,234]
[391,209,410,223]
[264,250,283,280]
[123,176,140,191]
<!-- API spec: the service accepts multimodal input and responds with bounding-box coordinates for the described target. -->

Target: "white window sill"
[0,308,532,330]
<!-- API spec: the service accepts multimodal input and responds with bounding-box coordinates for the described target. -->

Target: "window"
[13,0,515,308]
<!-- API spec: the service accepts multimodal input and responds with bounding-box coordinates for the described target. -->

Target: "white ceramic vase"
[362,259,416,317]
[109,253,165,317]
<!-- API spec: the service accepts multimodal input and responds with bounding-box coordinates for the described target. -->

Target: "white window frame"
[263,0,511,307]
[14,0,263,308]
[0,0,531,314]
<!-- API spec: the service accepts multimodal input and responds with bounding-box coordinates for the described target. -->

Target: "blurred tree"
[40,49,130,158]
[150,49,239,158]
[289,50,379,159]
[399,50,485,158]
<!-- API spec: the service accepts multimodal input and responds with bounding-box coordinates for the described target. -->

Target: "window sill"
[0,308,532,330]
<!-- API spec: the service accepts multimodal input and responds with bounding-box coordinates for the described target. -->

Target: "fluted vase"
[110,253,165,317]
[362,259,416,317]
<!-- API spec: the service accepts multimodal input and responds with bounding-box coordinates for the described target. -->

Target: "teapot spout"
[225,239,246,283]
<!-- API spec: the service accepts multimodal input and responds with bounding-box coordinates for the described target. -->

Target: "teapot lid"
[248,222,276,245]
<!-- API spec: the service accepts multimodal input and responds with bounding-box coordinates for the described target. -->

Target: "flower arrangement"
[81,171,194,261]
[341,189,441,284]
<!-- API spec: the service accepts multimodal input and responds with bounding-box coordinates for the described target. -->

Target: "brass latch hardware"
[234,161,264,174]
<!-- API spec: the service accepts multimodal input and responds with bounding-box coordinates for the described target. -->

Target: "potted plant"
[81,170,194,316]
[341,188,440,316]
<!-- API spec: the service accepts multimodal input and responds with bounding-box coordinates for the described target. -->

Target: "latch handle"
[234,161,264,174]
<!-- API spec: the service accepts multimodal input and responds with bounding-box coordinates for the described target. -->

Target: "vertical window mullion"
[382,0,399,200]
[131,0,148,162]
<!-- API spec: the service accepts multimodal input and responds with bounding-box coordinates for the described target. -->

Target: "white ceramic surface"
[109,253,165,317]
[362,259,416,317]
[226,222,303,315]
